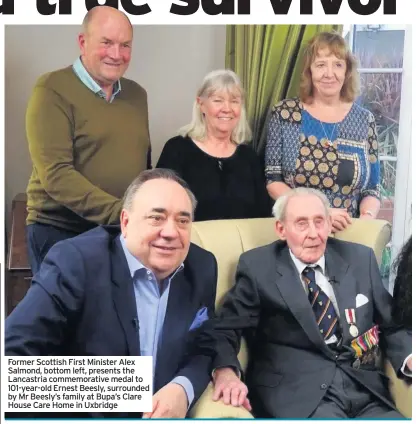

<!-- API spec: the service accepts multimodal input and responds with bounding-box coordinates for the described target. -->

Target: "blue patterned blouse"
[265,97,380,217]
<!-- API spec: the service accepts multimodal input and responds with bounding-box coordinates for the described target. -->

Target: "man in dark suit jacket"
[5,168,217,419]
[205,187,412,419]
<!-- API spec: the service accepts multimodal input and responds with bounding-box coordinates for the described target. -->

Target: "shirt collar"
[119,234,184,281]
[289,249,326,275]
[72,57,121,101]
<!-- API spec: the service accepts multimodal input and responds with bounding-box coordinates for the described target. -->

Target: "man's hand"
[329,208,352,233]
[143,383,188,419]
[406,356,412,372]
[213,367,252,411]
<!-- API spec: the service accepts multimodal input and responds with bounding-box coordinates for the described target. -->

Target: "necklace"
[319,120,338,148]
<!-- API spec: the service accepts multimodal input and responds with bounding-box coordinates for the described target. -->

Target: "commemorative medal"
[349,324,359,337]
[345,308,358,337]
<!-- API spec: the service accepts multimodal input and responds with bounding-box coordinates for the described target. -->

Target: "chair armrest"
[334,218,391,265]
[189,382,254,418]
[385,360,412,418]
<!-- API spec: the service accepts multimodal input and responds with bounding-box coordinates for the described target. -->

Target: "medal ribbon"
[345,308,356,325]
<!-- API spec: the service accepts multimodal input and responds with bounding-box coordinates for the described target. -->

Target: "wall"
[4,24,226,224]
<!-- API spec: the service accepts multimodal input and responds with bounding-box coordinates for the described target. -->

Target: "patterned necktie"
[302,266,339,341]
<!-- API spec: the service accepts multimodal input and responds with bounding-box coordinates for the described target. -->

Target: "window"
[343,25,412,291]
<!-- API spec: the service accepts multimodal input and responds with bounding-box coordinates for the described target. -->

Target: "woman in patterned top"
[265,32,380,233]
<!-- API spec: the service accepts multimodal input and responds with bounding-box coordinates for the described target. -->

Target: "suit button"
[320,384,327,390]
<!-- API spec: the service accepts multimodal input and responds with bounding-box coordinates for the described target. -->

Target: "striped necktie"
[302,266,339,341]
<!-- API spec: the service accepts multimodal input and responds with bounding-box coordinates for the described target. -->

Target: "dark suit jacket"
[208,238,411,418]
[5,225,217,418]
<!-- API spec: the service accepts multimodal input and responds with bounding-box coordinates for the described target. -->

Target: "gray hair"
[122,169,197,217]
[179,69,252,144]
[272,188,330,221]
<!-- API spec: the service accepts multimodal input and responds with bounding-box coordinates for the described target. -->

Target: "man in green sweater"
[25,5,151,274]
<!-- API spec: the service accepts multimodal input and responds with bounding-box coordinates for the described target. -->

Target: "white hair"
[178,69,252,144]
[272,188,330,221]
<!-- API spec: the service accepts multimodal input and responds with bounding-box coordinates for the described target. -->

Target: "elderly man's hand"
[143,383,188,419]
[213,367,252,411]
[329,208,352,233]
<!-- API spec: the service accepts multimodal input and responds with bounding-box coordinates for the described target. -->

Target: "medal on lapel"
[345,308,358,337]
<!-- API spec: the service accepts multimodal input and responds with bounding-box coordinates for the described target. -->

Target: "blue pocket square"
[189,306,209,331]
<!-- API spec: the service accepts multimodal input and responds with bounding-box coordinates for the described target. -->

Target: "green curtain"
[226,25,342,154]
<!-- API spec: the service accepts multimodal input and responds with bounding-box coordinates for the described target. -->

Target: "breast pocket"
[354,301,373,333]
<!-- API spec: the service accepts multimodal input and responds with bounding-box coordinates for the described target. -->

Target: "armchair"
[188,218,411,418]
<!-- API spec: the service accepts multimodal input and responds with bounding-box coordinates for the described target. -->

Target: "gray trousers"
[309,367,404,418]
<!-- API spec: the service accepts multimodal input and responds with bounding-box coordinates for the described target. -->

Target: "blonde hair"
[179,69,252,144]
[299,31,360,103]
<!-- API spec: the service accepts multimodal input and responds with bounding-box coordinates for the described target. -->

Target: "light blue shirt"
[119,235,195,407]
[72,57,121,103]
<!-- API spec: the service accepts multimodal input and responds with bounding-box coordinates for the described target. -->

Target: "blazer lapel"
[110,237,140,357]
[154,269,195,390]
[325,243,358,344]
[274,246,329,353]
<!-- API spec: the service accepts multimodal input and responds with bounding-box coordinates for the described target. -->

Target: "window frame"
[345,24,412,293]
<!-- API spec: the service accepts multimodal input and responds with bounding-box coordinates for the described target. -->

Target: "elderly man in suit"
[205,187,411,418]
[5,168,217,419]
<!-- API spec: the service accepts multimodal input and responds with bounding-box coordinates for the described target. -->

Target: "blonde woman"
[157,69,270,221]
[265,32,381,233]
